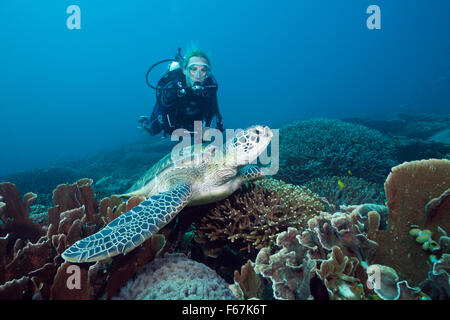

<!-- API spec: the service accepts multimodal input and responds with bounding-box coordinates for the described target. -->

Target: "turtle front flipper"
[238,165,265,182]
[62,183,192,263]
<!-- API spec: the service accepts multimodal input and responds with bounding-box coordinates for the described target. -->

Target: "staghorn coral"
[276,119,397,185]
[194,178,325,257]
[372,159,450,286]
[113,253,236,300]
[0,179,165,300]
[303,176,386,209]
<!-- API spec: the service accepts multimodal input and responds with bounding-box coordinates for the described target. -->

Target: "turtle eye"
[255,129,260,135]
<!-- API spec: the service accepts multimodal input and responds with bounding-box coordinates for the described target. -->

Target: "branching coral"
[303,176,386,209]
[194,178,325,257]
[276,119,397,185]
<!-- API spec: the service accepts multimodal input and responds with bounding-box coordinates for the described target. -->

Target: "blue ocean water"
[0,0,449,175]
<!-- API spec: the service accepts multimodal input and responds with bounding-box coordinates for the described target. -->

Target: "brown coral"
[373,159,450,286]
[194,178,325,257]
[0,179,165,300]
[316,246,364,300]
[0,183,45,243]
[230,260,265,299]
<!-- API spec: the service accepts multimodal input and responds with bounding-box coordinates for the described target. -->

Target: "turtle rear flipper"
[62,183,192,263]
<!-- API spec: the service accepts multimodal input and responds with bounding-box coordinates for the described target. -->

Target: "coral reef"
[420,253,450,300]
[194,178,325,257]
[372,159,450,286]
[428,129,450,145]
[1,131,449,300]
[229,260,265,299]
[392,136,450,162]
[0,183,45,244]
[342,114,450,161]
[343,113,450,141]
[0,179,165,300]
[303,175,386,209]
[113,253,236,300]
[365,264,425,300]
[253,228,316,300]
[232,205,431,300]
[316,246,364,300]
[276,119,397,185]
[0,139,174,209]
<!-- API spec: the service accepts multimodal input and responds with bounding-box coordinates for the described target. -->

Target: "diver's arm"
[210,92,224,131]
[158,80,181,108]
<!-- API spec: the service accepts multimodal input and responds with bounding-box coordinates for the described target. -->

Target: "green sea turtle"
[62,125,273,263]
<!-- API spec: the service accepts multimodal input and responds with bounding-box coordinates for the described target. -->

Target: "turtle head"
[225,125,273,168]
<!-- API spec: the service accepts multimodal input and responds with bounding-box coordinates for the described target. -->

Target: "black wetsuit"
[144,68,223,136]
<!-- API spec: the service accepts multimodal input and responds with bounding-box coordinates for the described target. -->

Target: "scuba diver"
[139,48,224,137]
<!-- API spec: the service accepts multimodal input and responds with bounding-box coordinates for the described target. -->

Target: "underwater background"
[0,0,449,301]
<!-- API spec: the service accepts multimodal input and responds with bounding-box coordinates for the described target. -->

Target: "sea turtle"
[62,125,273,263]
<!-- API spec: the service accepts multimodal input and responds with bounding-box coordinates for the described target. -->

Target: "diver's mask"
[187,62,211,84]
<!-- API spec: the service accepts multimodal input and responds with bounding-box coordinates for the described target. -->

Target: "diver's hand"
[216,120,224,132]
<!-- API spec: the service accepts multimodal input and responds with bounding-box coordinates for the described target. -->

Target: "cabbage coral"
[276,119,397,185]
[194,178,325,257]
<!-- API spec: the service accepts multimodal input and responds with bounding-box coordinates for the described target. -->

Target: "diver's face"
[185,56,210,87]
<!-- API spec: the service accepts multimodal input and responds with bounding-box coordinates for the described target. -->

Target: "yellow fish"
[352,139,358,143]
[338,180,344,189]
[348,170,352,175]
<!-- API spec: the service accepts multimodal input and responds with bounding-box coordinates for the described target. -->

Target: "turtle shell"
[126,144,212,193]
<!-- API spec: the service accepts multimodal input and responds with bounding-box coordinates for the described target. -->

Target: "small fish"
[352,139,359,143]
[338,180,344,189]
[348,170,352,175]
